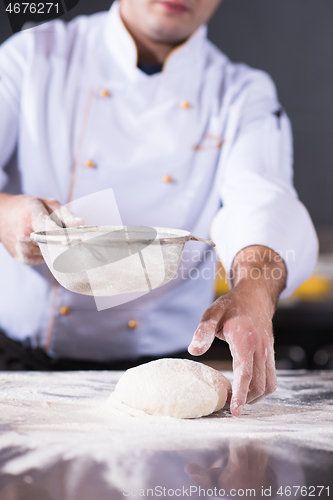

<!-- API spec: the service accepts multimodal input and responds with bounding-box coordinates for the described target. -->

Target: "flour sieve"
[31,226,216,297]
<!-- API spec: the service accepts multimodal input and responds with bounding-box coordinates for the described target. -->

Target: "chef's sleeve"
[210,70,319,299]
[0,32,28,190]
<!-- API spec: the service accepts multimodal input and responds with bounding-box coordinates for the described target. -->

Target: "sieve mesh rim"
[30,226,193,246]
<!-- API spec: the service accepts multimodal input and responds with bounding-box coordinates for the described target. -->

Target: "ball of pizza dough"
[111,358,231,419]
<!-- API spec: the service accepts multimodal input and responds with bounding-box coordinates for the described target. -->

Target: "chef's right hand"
[188,245,286,417]
[0,194,83,266]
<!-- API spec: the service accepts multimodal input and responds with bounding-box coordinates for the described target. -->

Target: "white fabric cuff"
[210,196,319,300]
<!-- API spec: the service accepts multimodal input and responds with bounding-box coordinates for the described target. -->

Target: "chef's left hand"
[188,245,286,417]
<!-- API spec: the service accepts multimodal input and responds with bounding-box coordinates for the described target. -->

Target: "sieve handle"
[190,235,216,247]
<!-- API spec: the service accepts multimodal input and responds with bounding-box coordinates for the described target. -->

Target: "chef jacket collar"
[104,0,208,81]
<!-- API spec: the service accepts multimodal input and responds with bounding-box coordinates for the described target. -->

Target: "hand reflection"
[185,440,276,493]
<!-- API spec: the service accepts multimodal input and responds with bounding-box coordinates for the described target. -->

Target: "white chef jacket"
[0,1,318,361]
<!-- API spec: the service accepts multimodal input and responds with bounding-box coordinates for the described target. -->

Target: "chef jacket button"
[128,319,139,329]
[84,160,96,169]
[59,306,71,316]
[181,101,191,109]
[99,89,111,98]
[162,175,173,183]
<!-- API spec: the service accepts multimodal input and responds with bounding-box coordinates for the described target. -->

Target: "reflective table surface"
[0,370,332,499]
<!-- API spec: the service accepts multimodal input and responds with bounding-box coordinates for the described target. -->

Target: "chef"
[0,0,318,416]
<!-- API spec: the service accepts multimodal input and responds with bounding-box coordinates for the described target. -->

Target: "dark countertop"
[0,370,332,499]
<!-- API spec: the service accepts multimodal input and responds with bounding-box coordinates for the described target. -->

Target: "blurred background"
[0,0,333,369]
